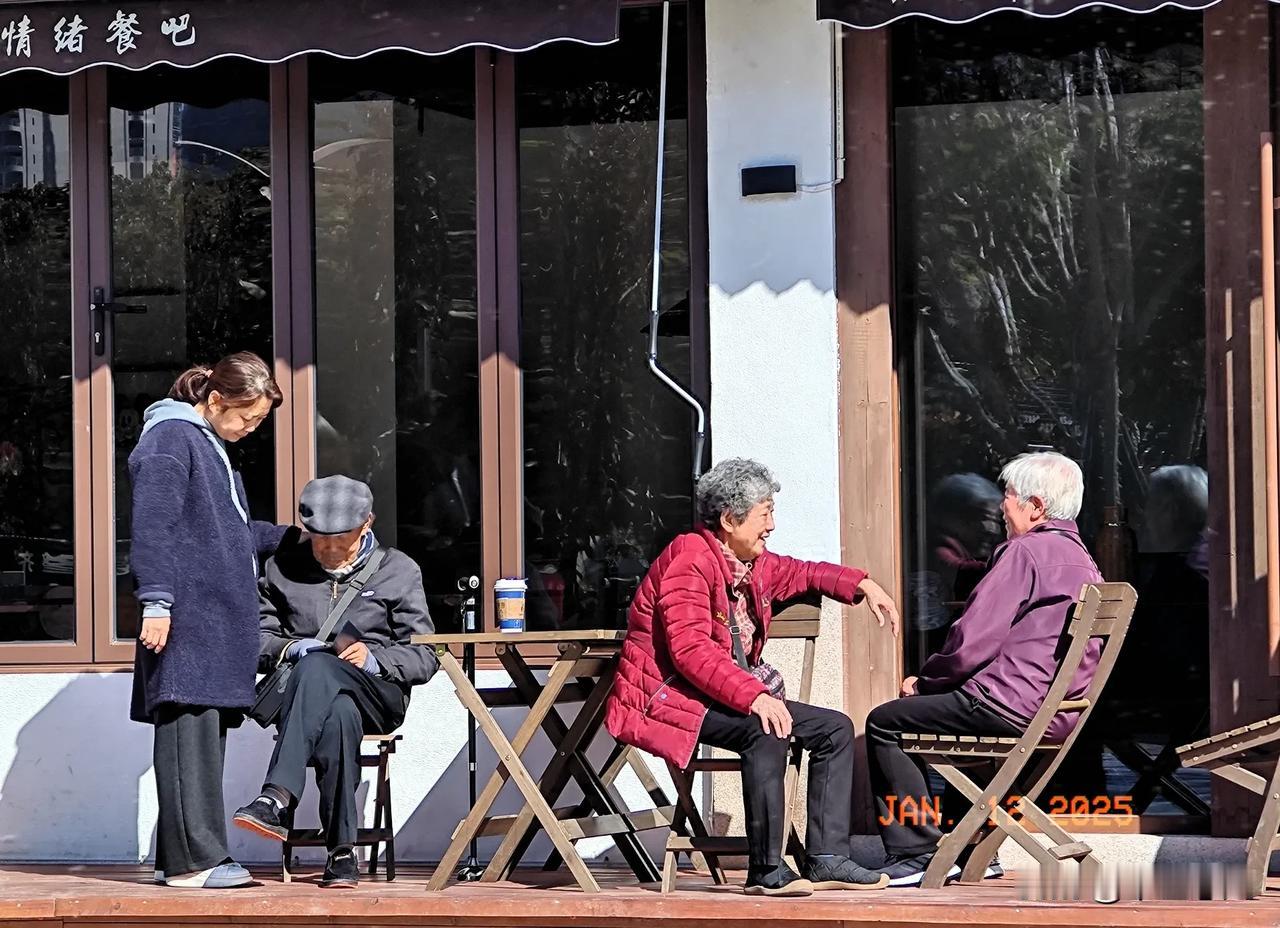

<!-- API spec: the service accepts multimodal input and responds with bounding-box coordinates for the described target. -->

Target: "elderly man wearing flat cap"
[233,475,437,888]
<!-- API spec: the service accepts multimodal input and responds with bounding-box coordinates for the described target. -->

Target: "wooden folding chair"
[661,601,821,893]
[903,582,1137,890]
[1177,714,1280,898]
[281,733,400,883]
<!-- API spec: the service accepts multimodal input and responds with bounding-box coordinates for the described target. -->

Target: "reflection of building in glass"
[109,105,176,181]
[0,109,69,190]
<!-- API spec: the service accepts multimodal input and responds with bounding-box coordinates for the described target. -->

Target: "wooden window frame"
[0,72,97,667]
[0,62,295,669]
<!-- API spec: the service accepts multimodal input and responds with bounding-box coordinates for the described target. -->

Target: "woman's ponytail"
[168,366,214,404]
[167,353,281,409]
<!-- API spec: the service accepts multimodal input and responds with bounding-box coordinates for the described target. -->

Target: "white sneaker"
[163,862,252,889]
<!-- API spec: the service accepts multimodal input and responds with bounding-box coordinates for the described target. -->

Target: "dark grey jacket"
[258,537,438,689]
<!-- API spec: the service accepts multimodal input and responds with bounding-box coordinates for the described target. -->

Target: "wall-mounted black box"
[741,164,797,197]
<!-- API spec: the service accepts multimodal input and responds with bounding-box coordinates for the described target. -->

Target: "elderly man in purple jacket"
[868,451,1103,887]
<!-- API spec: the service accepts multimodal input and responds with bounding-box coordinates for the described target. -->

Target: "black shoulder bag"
[248,549,385,728]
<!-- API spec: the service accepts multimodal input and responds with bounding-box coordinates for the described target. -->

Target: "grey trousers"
[153,705,231,877]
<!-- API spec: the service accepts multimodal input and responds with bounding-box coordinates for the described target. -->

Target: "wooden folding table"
[413,630,674,893]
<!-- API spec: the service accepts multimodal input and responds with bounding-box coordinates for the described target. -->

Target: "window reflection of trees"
[519,7,694,630]
[899,23,1204,539]
[310,54,479,633]
[896,14,1209,813]
[0,154,74,641]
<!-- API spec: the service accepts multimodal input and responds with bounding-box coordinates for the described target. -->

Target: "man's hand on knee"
[750,693,793,739]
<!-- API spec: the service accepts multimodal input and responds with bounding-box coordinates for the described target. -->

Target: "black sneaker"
[232,796,290,842]
[320,847,359,889]
[802,855,889,890]
[957,845,1005,879]
[743,861,814,897]
[878,852,961,887]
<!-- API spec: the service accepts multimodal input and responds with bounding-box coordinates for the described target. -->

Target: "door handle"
[91,286,147,357]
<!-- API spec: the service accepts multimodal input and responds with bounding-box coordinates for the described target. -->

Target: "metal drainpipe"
[646,0,708,483]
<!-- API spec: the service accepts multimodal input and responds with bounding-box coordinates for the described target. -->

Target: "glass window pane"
[311,52,478,635]
[110,62,274,642]
[894,12,1208,815]
[0,77,73,643]
[518,6,694,630]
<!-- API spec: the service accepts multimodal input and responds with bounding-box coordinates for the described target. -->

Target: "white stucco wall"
[704,0,846,838]
[0,670,467,864]
[705,0,841,564]
[0,668,675,865]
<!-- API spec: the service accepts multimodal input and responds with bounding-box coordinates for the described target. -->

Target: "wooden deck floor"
[0,864,1274,928]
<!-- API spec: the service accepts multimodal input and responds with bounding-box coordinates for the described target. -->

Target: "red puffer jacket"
[604,529,866,769]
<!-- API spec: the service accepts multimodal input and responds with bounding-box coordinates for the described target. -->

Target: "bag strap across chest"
[314,549,385,643]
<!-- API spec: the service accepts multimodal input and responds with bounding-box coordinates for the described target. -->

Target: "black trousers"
[153,705,232,877]
[264,653,407,851]
[698,700,854,870]
[866,690,1023,856]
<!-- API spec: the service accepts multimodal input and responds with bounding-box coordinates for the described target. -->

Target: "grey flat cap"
[298,475,373,534]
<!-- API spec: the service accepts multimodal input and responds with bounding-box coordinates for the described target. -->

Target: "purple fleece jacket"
[916,519,1103,742]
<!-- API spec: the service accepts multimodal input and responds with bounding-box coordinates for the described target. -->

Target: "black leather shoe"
[232,796,289,842]
[743,861,813,897]
[320,847,359,889]
[802,854,890,890]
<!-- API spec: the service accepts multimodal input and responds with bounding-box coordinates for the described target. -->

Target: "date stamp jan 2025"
[878,793,1136,828]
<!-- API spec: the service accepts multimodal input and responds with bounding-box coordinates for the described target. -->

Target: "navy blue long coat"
[128,415,288,723]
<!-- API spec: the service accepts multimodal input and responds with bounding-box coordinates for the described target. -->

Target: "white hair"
[998,451,1084,521]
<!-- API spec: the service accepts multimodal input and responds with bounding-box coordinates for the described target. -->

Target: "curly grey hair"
[695,458,780,530]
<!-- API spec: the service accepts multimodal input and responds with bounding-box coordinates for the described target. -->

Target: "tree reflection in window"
[895,11,1209,816]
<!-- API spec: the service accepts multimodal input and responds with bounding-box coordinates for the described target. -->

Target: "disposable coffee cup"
[495,577,528,633]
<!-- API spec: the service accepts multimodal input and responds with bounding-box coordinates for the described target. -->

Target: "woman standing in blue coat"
[129,351,294,888]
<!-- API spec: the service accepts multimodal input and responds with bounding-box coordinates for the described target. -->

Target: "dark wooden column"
[836,25,904,832]
[1203,0,1276,837]
[269,58,315,525]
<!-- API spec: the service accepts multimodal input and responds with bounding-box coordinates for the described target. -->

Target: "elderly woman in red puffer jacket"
[604,458,900,897]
